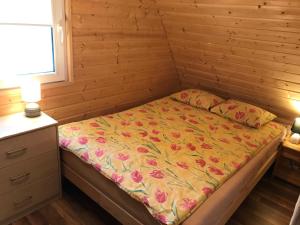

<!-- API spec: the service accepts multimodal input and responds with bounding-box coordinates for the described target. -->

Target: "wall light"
[292,100,300,113]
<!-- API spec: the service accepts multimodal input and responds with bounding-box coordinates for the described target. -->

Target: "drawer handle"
[6,148,27,159]
[9,172,31,185]
[14,196,32,208]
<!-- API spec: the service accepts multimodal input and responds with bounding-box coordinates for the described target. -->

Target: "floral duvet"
[59,97,283,225]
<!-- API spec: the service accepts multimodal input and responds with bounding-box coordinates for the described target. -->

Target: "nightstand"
[0,112,61,225]
[273,137,300,187]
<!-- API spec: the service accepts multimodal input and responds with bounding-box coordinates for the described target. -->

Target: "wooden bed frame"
[61,145,280,225]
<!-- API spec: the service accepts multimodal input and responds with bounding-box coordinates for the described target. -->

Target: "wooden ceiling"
[156,0,300,122]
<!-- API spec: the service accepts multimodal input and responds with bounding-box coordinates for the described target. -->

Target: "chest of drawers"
[0,112,61,225]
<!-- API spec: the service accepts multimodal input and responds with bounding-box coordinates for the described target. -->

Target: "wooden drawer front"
[0,127,57,169]
[282,149,300,163]
[0,173,59,222]
[275,157,300,186]
[0,151,59,194]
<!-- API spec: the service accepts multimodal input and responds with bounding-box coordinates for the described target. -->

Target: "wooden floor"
[13,175,299,225]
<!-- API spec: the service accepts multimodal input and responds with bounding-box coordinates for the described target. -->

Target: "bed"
[59,96,285,225]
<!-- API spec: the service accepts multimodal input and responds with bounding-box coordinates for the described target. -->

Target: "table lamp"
[290,117,300,144]
[20,80,41,117]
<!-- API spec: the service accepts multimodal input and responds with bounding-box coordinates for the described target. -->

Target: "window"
[0,0,69,88]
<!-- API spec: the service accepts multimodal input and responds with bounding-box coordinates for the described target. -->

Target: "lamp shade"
[20,79,41,103]
[291,117,300,134]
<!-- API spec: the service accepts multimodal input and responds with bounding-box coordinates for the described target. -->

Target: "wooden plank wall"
[0,0,179,124]
[156,0,300,122]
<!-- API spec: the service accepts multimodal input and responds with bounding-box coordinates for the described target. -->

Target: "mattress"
[62,134,282,225]
[59,97,284,225]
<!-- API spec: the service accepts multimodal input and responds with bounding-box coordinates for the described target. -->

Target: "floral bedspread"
[58,97,284,225]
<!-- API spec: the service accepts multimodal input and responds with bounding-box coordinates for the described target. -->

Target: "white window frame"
[0,0,69,89]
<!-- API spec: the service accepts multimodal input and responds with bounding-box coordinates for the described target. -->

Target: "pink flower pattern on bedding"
[59,97,284,225]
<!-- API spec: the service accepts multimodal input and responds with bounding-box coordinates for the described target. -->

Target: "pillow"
[170,89,225,110]
[210,99,276,128]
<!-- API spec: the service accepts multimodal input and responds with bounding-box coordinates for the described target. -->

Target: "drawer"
[0,173,60,222]
[275,157,300,186]
[282,149,300,163]
[0,151,59,194]
[0,127,57,169]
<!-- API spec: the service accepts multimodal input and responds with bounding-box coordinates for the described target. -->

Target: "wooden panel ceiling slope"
[155,0,300,122]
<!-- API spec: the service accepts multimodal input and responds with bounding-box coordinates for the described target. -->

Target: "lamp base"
[24,103,41,118]
[290,133,300,144]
